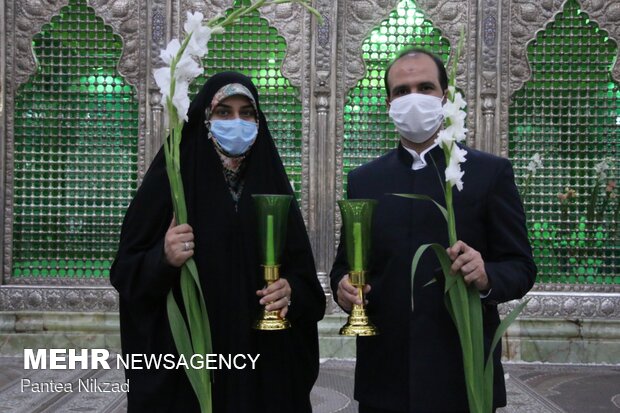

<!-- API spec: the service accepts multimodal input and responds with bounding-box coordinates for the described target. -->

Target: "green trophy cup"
[252,194,293,330]
[338,199,378,336]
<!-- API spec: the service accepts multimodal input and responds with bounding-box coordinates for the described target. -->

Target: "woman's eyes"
[212,108,255,118]
[213,109,230,117]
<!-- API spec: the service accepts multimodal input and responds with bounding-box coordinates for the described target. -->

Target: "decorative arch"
[508,0,619,285]
[8,0,140,286]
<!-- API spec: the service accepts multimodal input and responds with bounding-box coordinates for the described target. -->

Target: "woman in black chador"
[111,71,325,412]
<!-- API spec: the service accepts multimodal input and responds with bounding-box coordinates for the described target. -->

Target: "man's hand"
[447,241,490,292]
[256,278,292,318]
[164,217,194,267]
[336,274,371,313]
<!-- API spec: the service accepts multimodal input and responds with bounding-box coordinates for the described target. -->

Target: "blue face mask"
[209,119,258,155]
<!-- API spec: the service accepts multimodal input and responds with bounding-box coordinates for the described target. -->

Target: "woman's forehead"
[215,94,254,106]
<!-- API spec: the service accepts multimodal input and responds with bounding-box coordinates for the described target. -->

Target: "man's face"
[386,53,444,106]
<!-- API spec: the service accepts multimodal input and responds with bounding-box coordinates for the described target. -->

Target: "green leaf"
[410,243,454,311]
[181,267,206,354]
[167,292,211,413]
[484,298,530,411]
[486,299,529,366]
[393,193,448,222]
[186,258,213,354]
[410,243,484,412]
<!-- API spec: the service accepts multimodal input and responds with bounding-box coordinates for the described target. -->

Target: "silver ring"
[183,241,190,252]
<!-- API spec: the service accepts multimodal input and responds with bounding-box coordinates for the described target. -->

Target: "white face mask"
[388,93,444,143]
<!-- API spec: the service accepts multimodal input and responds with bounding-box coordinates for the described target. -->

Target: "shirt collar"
[402,142,439,170]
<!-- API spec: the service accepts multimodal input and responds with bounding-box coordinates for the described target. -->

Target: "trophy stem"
[339,272,378,336]
[253,265,291,330]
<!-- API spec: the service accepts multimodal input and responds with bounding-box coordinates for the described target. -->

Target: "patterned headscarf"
[203,82,259,208]
[204,83,258,120]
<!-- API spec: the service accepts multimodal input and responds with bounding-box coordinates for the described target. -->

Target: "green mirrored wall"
[343,0,450,192]
[509,0,619,284]
[12,0,139,280]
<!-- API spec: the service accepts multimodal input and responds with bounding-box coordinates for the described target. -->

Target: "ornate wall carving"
[259,2,313,220]
[501,0,620,154]
[508,0,620,98]
[581,1,620,81]
[477,0,500,154]
[501,290,620,319]
[0,286,119,312]
[309,0,339,312]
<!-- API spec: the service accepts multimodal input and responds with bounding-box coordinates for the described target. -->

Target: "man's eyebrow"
[419,81,438,88]
[391,84,409,93]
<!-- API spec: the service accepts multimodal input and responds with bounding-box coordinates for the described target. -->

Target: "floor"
[1,357,619,412]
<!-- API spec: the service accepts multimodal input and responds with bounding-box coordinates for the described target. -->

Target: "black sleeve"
[482,159,537,305]
[110,150,182,302]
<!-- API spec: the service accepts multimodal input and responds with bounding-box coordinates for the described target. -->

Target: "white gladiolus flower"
[441,122,468,144]
[594,159,610,179]
[172,80,190,122]
[450,146,468,164]
[160,39,181,65]
[445,160,465,191]
[175,52,203,82]
[153,66,190,123]
[439,88,468,191]
[526,153,543,173]
[442,100,462,122]
[184,12,211,58]
[435,129,454,148]
[184,11,204,34]
[452,91,467,110]
[154,66,172,100]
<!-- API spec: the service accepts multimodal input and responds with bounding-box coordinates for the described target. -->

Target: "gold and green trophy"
[338,199,378,336]
[252,194,293,330]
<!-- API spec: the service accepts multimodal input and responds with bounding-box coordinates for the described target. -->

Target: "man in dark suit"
[330,48,536,412]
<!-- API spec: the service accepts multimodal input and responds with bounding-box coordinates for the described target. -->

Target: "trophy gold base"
[339,303,378,336]
[253,308,290,330]
[253,265,290,330]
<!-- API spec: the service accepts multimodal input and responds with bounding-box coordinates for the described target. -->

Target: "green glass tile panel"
[12,0,138,279]
[343,0,450,192]
[190,0,303,200]
[509,0,619,284]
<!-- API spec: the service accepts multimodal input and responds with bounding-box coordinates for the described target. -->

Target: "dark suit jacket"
[330,143,536,412]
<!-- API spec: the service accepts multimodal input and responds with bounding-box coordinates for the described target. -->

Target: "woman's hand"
[256,278,292,318]
[164,217,195,267]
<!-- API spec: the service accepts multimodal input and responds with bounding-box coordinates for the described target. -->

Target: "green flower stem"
[163,28,213,413]
[207,0,322,28]
[521,172,533,202]
[598,191,611,221]
[587,179,600,222]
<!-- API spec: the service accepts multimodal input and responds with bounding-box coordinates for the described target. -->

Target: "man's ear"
[442,90,448,105]
[386,97,391,109]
